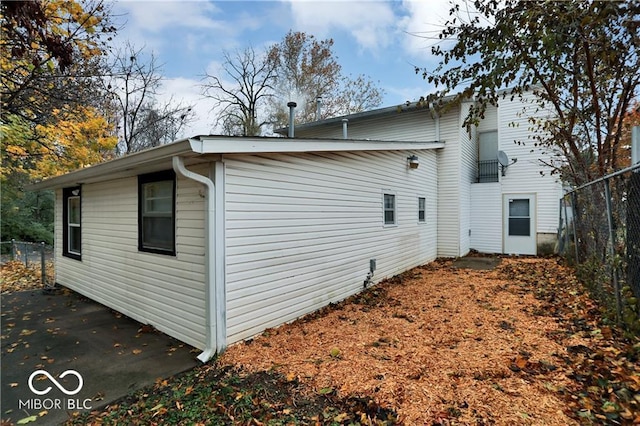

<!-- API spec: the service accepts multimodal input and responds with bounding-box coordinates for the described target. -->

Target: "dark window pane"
[142,216,173,250]
[69,226,81,254]
[384,210,395,224]
[384,194,395,209]
[509,218,530,236]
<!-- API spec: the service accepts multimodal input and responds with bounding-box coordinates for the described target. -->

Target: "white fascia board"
[27,139,194,191]
[27,136,444,191]
[191,137,444,154]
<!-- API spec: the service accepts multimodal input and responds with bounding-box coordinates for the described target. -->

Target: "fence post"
[557,198,563,252]
[571,192,580,264]
[563,197,570,259]
[11,239,16,261]
[40,242,46,287]
[603,179,623,323]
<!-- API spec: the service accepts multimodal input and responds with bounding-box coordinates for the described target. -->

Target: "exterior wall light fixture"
[407,155,419,169]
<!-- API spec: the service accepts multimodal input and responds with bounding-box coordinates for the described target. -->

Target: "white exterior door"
[503,194,536,255]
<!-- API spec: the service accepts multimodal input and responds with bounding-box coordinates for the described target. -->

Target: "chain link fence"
[1,240,54,288]
[558,163,640,333]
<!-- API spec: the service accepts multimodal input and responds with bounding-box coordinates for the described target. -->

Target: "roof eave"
[274,94,458,135]
[193,136,444,154]
[27,136,444,191]
[27,139,194,191]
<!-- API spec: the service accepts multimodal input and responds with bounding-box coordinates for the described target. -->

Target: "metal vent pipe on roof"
[287,101,297,138]
[316,96,322,121]
[342,118,348,139]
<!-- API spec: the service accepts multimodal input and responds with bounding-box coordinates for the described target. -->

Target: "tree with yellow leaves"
[1,0,116,125]
[1,0,117,243]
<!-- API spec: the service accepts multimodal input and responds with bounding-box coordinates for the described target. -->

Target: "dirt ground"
[220,257,638,425]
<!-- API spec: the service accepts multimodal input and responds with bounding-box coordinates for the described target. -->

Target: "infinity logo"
[28,370,83,396]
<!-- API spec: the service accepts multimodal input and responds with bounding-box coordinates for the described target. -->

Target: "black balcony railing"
[477,159,499,183]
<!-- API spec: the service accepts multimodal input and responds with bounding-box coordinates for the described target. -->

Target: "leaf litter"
[0,261,54,294]
[5,257,638,424]
[221,257,640,425]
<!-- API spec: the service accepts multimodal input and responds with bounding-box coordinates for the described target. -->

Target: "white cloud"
[112,1,261,57]
[398,0,453,59]
[158,77,218,137]
[115,1,222,33]
[285,0,396,52]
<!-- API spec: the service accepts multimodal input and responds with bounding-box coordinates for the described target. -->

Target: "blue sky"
[110,0,455,134]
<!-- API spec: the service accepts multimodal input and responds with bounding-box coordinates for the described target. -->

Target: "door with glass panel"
[503,194,536,255]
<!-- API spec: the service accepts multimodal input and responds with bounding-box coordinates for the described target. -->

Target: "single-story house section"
[29,137,444,361]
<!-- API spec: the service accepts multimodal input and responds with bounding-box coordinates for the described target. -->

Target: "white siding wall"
[223,150,438,343]
[498,93,561,234]
[436,108,463,257]
[294,109,437,142]
[458,102,476,256]
[54,167,208,349]
[470,183,502,252]
[298,106,465,258]
[477,105,498,133]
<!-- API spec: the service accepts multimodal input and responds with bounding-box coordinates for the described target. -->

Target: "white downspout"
[429,102,440,141]
[172,156,224,362]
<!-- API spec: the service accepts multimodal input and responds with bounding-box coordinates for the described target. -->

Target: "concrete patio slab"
[451,256,502,270]
[1,288,199,425]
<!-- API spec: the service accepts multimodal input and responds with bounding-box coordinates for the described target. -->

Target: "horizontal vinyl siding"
[437,109,462,257]
[295,109,437,142]
[477,105,498,133]
[54,168,208,349]
[459,102,475,256]
[224,151,438,343]
[470,183,502,253]
[498,93,561,235]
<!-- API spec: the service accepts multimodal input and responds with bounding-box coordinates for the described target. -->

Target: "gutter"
[172,155,225,362]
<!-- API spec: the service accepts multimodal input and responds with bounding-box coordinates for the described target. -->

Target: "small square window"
[383,193,396,225]
[418,197,426,223]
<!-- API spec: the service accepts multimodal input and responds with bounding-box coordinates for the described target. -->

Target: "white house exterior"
[30,93,561,359]
[30,137,443,360]
[287,92,562,256]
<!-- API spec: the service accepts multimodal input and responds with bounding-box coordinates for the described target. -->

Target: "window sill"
[63,252,82,261]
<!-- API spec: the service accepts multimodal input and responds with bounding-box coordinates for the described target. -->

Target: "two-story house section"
[283,91,561,256]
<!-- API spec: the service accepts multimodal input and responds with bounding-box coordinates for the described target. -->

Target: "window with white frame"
[138,170,176,255]
[63,186,81,260]
[383,193,396,225]
[418,197,426,223]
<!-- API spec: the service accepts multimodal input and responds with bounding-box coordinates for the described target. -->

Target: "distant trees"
[418,0,640,186]
[201,46,277,136]
[1,0,118,243]
[267,31,383,127]
[1,0,118,174]
[201,31,384,136]
[1,0,116,126]
[103,43,195,154]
